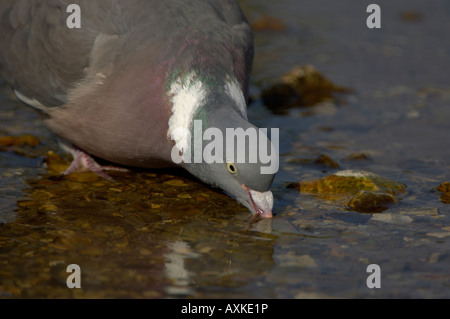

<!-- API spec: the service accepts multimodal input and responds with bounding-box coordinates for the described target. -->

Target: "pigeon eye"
[227,162,237,174]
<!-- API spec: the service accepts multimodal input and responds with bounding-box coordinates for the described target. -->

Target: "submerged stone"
[261,65,352,114]
[163,179,188,187]
[251,15,287,32]
[287,170,407,213]
[0,134,43,158]
[313,154,340,169]
[348,190,398,213]
[0,134,40,148]
[437,181,450,204]
[343,152,372,161]
[44,151,70,175]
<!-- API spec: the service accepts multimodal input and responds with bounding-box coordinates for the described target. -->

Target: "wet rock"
[313,154,340,169]
[139,248,152,256]
[38,204,58,212]
[261,65,352,114]
[437,181,450,204]
[0,134,40,148]
[287,170,407,213]
[163,179,188,187]
[66,172,101,183]
[0,134,42,157]
[17,200,39,207]
[342,152,372,161]
[399,11,423,22]
[250,15,287,32]
[44,151,70,175]
[348,191,398,213]
[288,170,406,195]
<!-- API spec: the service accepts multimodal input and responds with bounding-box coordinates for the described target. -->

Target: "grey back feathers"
[0,0,253,108]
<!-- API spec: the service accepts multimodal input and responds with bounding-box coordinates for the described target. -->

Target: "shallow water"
[1,0,449,298]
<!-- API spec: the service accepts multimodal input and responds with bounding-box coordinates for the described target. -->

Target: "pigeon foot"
[62,145,128,181]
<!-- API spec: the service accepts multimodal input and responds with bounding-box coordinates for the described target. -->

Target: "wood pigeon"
[0,0,277,217]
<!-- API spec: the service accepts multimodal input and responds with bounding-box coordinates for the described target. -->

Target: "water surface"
[1,0,449,298]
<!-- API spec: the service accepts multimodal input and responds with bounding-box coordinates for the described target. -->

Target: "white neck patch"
[167,72,206,156]
[167,72,248,159]
[225,76,248,120]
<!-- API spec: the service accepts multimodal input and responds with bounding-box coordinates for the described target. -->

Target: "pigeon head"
[167,72,278,217]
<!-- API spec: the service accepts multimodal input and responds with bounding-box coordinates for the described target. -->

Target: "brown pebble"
[18,201,38,207]
[38,204,58,211]
[251,15,287,32]
[163,179,187,186]
[0,134,40,147]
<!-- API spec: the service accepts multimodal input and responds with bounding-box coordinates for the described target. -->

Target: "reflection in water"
[249,216,273,233]
[0,162,276,298]
[164,241,199,296]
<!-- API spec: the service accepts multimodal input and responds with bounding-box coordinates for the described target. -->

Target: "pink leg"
[62,146,128,181]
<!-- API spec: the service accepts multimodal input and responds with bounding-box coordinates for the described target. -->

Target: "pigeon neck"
[166,70,248,159]
[200,103,252,133]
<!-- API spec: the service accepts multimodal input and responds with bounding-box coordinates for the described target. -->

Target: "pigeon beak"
[242,185,273,218]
